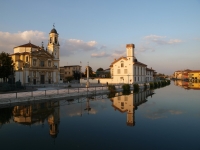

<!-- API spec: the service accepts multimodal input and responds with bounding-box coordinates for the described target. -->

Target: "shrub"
[144,83,147,90]
[108,85,116,93]
[122,84,130,94]
[133,83,139,93]
[154,82,158,88]
[157,82,160,87]
[150,82,154,88]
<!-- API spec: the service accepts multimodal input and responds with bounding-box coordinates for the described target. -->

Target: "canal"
[0,81,200,150]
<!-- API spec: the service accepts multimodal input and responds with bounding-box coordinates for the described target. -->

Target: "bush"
[133,83,139,92]
[150,82,154,89]
[157,82,161,87]
[154,82,158,88]
[122,84,130,94]
[108,85,116,93]
[144,83,147,90]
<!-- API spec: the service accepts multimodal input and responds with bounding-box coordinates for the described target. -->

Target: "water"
[0,81,200,150]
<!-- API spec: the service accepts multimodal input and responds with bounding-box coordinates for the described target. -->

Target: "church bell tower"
[47,25,60,59]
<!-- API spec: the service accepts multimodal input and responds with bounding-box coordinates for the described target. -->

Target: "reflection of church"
[110,90,154,126]
[13,101,60,138]
[11,26,60,85]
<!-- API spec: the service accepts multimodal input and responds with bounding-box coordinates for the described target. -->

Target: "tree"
[85,66,95,77]
[96,68,104,72]
[0,52,14,82]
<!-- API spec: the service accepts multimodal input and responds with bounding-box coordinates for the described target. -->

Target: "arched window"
[121,61,124,67]
[50,37,52,43]
[55,37,57,44]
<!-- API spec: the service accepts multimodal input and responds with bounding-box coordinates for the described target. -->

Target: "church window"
[33,59,36,66]
[50,37,52,43]
[55,37,57,44]
[26,56,28,62]
[40,61,44,67]
[48,61,51,67]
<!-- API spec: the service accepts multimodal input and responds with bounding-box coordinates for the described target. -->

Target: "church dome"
[50,28,57,34]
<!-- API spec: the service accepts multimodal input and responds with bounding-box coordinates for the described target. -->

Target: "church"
[11,26,60,85]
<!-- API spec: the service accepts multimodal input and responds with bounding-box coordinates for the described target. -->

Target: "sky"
[0,0,200,75]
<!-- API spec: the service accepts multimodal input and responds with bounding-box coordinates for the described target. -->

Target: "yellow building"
[60,65,81,81]
[10,26,60,85]
[188,70,200,82]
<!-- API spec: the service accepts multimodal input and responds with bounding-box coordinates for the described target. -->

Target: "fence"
[0,85,124,105]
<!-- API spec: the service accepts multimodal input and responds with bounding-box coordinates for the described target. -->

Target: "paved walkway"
[0,84,125,106]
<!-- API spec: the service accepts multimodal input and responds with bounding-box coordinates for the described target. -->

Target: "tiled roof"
[134,61,147,66]
[14,42,39,48]
[110,57,127,67]
[146,68,154,71]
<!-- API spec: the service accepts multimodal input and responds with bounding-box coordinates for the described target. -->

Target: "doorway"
[40,75,45,84]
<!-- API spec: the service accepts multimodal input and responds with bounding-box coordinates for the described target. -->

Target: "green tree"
[85,66,95,77]
[96,68,103,72]
[0,52,14,82]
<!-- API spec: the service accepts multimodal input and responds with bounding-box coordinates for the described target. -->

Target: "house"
[60,65,81,81]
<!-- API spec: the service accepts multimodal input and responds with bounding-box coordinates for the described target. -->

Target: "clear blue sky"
[0,0,200,75]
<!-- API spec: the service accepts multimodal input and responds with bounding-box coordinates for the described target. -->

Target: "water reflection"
[110,90,154,126]
[13,101,60,138]
[174,80,200,90]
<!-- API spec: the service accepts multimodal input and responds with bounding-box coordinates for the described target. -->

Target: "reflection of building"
[11,26,60,85]
[175,80,200,90]
[110,90,154,126]
[13,101,60,137]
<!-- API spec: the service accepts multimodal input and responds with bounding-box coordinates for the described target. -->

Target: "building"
[60,65,81,82]
[109,44,154,84]
[110,90,154,126]
[80,43,156,84]
[146,68,155,82]
[11,26,60,85]
[188,70,200,82]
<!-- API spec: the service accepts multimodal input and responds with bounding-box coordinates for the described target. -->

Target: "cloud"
[143,34,182,45]
[60,39,98,56]
[145,109,183,120]
[91,52,110,58]
[0,30,47,54]
[0,30,98,57]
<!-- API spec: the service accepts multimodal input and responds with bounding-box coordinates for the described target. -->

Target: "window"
[48,61,51,67]
[33,59,36,66]
[40,61,44,67]
[117,69,120,74]
[121,61,124,67]
[50,37,52,43]
[55,37,57,44]
[124,69,127,74]
[26,56,28,62]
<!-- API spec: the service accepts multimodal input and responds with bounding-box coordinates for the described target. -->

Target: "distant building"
[11,26,60,85]
[80,43,156,84]
[60,65,81,81]
[96,68,110,78]
[173,69,200,81]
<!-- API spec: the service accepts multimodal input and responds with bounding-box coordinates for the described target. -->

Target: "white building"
[110,44,148,84]
[11,26,60,85]
[80,43,155,85]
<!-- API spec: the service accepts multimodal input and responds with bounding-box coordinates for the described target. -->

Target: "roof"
[146,68,155,71]
[14,42,39,48]
[188,70,200,73]
[110,57,127,67]
[60,65,81,68]
[134,61,147,66]
[50,28,58,34]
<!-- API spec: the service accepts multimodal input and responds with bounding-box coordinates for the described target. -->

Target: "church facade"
[11,27,60,85]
